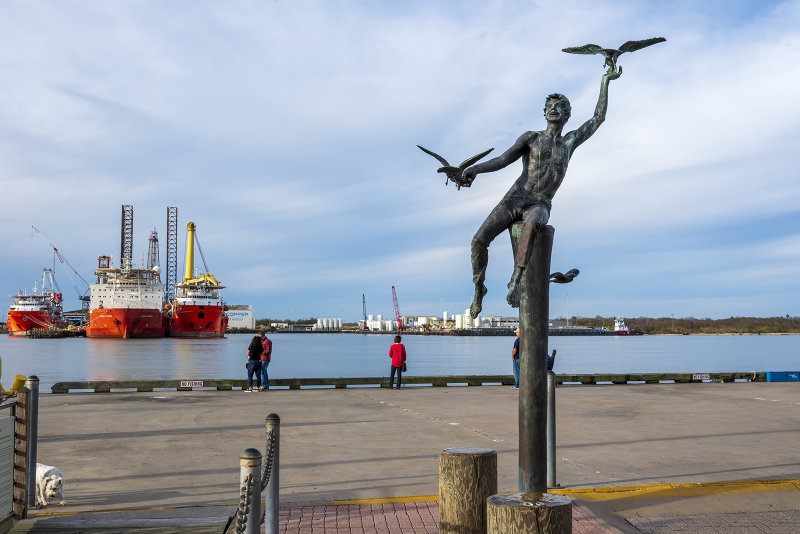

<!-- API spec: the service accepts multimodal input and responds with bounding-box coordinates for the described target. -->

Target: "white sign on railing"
[180,381,204,388]
[0,416,14,518]
[692,374,711,380]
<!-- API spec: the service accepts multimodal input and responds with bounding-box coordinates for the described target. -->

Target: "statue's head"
[544,93,571,124]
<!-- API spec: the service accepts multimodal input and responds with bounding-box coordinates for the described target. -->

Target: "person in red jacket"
[259,335,272,391]
[388,335,407,389]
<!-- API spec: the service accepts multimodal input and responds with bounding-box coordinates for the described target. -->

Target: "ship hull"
[167,304,227,338]
[86,308,165,338]
[6,310,56,335]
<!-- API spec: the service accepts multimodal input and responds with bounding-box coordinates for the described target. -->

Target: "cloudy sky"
[2,0,799,322]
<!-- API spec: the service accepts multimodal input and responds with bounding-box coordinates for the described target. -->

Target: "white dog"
[35,462,66,507]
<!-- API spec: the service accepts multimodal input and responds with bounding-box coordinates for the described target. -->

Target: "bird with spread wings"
[416,145,494,190]
[562,37,666,71]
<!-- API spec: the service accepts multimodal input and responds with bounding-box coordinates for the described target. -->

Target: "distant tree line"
[249,315,800,334]
[569,315,800,334]
[255,317,317,328]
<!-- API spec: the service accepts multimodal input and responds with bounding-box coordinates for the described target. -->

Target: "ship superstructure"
[166,222,227,337]
[614,317,641,335]
[85,205,166,338]
[6,269,66,335]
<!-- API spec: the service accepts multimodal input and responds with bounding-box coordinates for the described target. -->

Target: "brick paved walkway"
[628,510,800,533]
[277,502,616,533]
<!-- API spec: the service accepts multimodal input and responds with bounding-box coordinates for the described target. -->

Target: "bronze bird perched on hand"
[562,37,666,71]
[417,145,494,190]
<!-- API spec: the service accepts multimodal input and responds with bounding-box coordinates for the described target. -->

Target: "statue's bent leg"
[507,205,550,307]
[470,203,514,318]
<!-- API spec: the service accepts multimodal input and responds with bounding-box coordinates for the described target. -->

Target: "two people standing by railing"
[245,331,273,392]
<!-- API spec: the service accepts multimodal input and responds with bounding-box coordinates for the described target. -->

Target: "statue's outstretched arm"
[463,133,530,185]
[569,66,621,148]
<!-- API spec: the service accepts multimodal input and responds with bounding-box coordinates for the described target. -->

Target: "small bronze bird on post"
[562,37,666,71]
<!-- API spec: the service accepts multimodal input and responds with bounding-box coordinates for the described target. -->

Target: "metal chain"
[261,428,276,491]
[234,473,254,533]
[260,428,277,525]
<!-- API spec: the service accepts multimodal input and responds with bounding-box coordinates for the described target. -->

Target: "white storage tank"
[455,315,463,329]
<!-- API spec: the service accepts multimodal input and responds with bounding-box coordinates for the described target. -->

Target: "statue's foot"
[506,266,523,308]
[470,285,488,319]
[506,284,520,308]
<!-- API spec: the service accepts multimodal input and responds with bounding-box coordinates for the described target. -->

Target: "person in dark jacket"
[245,332,265,392]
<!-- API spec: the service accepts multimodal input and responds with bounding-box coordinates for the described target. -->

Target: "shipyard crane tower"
[165,206,178,303]
[362,294,368,331]
[120,204,133,270]
[146,228,161,282]
[391,286,405,331]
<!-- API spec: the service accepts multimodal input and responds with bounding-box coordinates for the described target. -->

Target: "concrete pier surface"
[13,382,800,533]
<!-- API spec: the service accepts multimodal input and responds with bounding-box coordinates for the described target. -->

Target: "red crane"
[391,286,405,331]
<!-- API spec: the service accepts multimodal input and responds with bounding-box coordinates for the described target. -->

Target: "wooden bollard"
[439,447,497,534]
[487,492,572,533]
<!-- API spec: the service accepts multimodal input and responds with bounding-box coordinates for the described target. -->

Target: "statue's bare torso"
[504,131,571,208]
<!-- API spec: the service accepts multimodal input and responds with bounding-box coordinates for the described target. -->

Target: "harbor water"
[1,333,798,392]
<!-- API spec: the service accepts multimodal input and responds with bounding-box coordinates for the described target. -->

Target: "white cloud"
[2,0,799,320]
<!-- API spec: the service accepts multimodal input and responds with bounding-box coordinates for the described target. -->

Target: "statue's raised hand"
[462,167,477,187]
[604,65,622,81]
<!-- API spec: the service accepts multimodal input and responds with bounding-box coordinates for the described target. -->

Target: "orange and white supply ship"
[85,255,166,338]
[166,222,228,337]
[6,269,66,336]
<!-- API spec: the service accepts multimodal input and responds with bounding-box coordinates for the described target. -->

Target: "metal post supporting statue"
[419,37,665,493]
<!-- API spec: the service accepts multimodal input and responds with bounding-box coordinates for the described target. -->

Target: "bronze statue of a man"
[456,66,621,318]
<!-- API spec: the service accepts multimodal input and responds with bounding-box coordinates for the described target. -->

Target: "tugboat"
[614,317,642,335]
[6,269,66,335]
[165,222,228,337]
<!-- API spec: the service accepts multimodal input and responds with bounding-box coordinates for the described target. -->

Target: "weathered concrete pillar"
[238,448,262,534]
[264,413,280,534]
[546,370,557,488]
[24,376,39,510]
[439,447,497,534]
[487,492,572,533]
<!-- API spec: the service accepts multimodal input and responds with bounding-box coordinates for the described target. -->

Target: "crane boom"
[31,226,91,303]
[391,286,404,331]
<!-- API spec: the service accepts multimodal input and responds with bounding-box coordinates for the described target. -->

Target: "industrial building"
[226,305,255,329]
[356,311,518,332]
[313,318,343,332]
